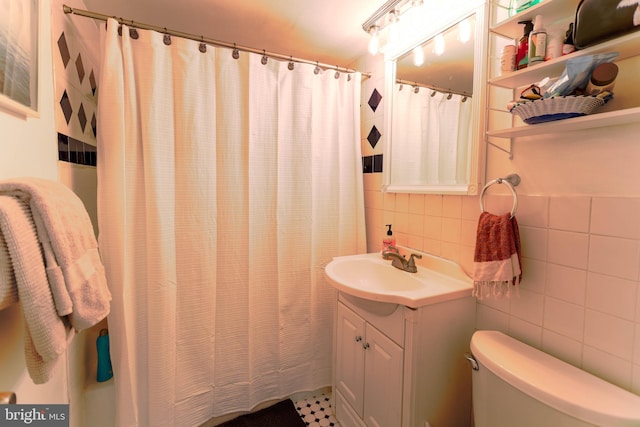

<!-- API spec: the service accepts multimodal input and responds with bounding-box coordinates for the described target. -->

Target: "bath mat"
[218,399,305,427]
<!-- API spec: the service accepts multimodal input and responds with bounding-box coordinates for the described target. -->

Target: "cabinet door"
[336,303,366,417]
[363,324,404,427]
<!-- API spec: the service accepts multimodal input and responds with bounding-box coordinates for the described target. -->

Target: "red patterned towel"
[473,212,522,299]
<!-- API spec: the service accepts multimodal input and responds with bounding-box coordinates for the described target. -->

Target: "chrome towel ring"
[479,174,521,218]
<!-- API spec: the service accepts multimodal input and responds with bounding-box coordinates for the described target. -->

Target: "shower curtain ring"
[261,50,268,65]
[334,67,340,79]
[199,36,207,53]
[314,62,320,75]
[232,43,239,59]
[288,57,295,70]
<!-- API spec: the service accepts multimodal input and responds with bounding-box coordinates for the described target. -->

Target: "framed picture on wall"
[0,0,39,117]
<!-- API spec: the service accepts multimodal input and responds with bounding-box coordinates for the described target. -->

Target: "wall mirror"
[382,2,488,194]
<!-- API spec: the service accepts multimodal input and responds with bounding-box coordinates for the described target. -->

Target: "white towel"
[0,195,73,384]
[0,230,19,310]
[0,177,111,330]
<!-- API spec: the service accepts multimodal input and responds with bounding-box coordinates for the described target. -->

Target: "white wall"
[0,0,69,407]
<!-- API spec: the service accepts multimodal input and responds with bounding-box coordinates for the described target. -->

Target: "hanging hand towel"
[472,211,522,299]
[0,230,19,310]
[0,177,111,331]
[0,195,74,384]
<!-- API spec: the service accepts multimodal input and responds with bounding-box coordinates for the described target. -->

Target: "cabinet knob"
[355,335,362,342]
[363,342,370,350]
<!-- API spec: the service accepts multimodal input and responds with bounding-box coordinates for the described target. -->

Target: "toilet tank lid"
[470,330,640,427]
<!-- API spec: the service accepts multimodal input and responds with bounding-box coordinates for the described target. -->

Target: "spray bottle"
[516,20,533,70]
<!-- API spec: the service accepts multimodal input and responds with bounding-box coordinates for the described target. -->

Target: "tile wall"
[52,9,99,167]
[359,60,640,395]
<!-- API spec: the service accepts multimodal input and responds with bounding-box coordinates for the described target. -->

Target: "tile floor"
[294,392,341,427]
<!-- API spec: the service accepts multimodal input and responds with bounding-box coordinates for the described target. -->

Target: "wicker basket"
[509,95,606,124]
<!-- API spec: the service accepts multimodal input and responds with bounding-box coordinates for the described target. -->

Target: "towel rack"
[479,174,521,218]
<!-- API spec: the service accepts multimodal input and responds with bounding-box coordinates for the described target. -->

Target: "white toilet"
[468,330,640,427]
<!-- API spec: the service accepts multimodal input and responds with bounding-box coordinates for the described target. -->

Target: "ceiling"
[80,0,376,69]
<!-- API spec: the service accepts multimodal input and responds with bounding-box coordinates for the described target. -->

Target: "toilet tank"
[469,330,640,427]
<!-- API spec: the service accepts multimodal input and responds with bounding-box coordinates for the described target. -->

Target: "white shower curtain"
[391,84,472,185]
[96,19,365,427]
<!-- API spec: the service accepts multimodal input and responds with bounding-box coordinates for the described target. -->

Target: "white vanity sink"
[325,252,473,308]
[330,251,476,427]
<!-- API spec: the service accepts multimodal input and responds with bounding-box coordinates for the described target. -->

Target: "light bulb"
[458,19,471,43]
[434,33,445,56]
[409,0,425,31]
[368,26,379,55]
[413,46,424,66]
[388,9,400,46]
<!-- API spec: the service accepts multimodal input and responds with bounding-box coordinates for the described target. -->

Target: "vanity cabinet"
[335,299,404,427]
[334,292,476,427]
[485,0,640,148]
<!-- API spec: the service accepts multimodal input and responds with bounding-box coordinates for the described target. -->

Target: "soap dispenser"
[382,224,396,253]
[516,20,534,70]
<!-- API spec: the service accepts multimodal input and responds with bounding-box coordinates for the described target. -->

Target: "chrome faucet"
[382,246,422,273]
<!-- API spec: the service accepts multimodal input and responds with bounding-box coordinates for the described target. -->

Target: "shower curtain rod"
[62,5,371,78]
[395,78,471,98]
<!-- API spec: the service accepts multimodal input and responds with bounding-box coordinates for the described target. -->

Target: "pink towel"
[472,212,522,299]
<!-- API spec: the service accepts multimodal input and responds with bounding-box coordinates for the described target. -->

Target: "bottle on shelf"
[528,15,547,65]
[516,20,534,70]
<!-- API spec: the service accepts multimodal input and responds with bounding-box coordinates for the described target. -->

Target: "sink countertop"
[325,252,473,308]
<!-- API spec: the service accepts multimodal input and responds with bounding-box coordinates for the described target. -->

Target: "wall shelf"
[487,107,640,138]
[485,0,640,153]
[489,31,640,90]
[489,0,581,37]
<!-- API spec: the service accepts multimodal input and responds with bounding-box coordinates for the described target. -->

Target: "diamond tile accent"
[89,70,97,96]
[368,88,382,112]
[57,33,71,68]
[78,103,87,132]
[60,90,73,124]
[75,53,85,84]
[91,113,97,138]
[367,125,381,149]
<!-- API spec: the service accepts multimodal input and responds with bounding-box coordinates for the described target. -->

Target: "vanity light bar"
[361,0,412,32]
